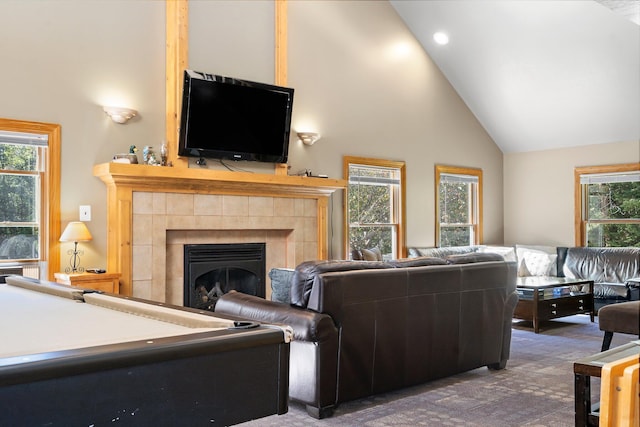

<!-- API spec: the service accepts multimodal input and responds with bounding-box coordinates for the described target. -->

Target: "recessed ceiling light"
[433,32,449,45]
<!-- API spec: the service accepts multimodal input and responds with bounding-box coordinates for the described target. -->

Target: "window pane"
[439,181,470,223]
[349,226,394,259]
[0,174,37,222]
[0,226,39,260]
[587,181,640,220]
[348,182,391,224]
[586,223,640,247]
[0,143,38,171]
[440,226,471,247]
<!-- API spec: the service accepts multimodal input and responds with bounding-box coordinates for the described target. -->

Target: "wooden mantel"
[94,162,346,197]
[94,162,346,296]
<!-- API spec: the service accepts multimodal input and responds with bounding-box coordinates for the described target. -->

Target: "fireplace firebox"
[184,243,266,311]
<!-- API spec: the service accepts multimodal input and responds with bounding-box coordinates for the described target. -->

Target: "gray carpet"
[240,315,634,426]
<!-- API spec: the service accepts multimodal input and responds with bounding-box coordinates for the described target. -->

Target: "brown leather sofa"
[215,254,518,418]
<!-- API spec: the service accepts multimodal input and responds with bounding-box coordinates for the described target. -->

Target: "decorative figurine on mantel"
[143,145,160,165]
[128,145,139,164]
[160,142,168,166]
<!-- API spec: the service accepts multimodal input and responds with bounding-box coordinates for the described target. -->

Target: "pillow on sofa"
[352,247,383,261]
[268,268,294,304]
[445,252,505,264]
[290,260,392,308]
[361,247,383,261]
[516,245,557,276]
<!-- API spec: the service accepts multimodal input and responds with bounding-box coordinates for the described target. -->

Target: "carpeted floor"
[240,315,635,426]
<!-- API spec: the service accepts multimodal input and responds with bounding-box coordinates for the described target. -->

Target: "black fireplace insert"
[183,243,266,311]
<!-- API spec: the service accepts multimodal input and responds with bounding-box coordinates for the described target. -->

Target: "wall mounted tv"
[178,69,295,164]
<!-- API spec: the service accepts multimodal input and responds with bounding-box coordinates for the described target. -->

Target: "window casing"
[435,165,483,247]
[0,119,60,280]
[344,157,406,260]
[575,163,640,247]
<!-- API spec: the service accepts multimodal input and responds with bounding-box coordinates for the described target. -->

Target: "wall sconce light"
[104,106,138,124]
[297,132,321,146]
[59,221,93,273]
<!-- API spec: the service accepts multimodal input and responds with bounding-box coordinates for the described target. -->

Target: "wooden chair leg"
[602,331,614,352]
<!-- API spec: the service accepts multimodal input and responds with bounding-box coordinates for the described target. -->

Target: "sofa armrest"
[215,291,337,342]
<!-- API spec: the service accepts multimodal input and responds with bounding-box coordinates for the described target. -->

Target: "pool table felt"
[1,278,234,359]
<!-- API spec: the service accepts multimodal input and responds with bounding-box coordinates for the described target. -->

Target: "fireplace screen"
[184,243,266,311]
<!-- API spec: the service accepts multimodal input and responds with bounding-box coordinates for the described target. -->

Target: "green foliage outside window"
[348,165,397,258]
[439,180,473,247]
[586,181,640,247]
[0,143,40,260]
[440,226,471,247]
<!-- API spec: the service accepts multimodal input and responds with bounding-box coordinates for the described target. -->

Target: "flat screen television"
[178,69,294,164]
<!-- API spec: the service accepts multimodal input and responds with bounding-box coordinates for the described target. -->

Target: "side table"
[574,340,640,426]
[54,272,121,293]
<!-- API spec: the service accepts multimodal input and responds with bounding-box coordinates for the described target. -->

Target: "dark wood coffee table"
[513,276,594,333]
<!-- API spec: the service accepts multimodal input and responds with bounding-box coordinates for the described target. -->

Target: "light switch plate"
[79,205,91,221]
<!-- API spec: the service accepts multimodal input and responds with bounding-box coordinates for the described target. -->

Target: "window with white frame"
[576,165,640,247]
[344,157,405,260]
[435,165,482,247]
[0,131,47,267]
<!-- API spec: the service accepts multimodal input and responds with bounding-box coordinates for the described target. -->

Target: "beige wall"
[0,0,504,271]
[286,1,504,254]
[0,1,165,271]
[186,1,506,255]
[503,140,640,247]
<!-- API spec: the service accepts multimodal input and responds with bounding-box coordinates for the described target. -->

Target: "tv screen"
[178,69,294,164]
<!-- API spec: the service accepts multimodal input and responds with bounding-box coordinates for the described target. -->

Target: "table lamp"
[59,221,93,273]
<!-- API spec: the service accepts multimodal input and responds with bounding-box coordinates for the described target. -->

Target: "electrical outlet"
[79,205,91,221]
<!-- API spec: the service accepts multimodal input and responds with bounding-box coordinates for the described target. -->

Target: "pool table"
[0,276,291,426]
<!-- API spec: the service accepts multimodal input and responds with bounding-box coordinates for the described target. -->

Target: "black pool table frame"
[0,293,290,426]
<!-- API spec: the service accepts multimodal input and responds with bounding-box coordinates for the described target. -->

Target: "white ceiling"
[390,0,640,153]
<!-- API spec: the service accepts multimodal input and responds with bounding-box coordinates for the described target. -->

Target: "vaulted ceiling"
[390,0,640,153]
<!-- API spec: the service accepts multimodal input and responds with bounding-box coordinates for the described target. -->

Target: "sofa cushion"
[563,247,640,284]
[445,252,505,264]
[478,245,517,262]
[290,260,392,308]
[388,256,448,268]
[411,246,478,258]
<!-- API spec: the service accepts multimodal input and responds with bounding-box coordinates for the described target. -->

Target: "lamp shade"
[59,221,93,242]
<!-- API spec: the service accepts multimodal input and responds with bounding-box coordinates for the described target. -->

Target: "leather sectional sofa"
[215,253,517,418]
[557,246,640,311]
[410,245,640,311]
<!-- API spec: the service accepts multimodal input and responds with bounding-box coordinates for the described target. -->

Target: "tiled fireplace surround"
[94,162,345,305]
[132,192,318,304]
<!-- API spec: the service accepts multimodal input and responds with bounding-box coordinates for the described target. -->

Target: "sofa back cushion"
[408,246,478,258]
[445,252,505,264]
[388,256,447,268]
[290,260,392,308]
[563,247,640,284]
